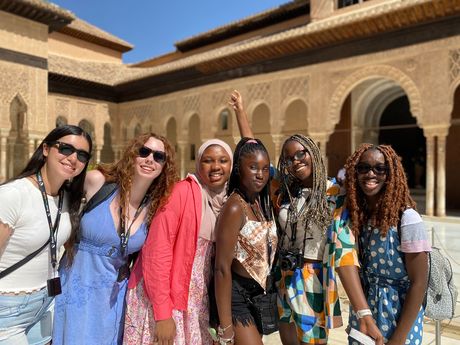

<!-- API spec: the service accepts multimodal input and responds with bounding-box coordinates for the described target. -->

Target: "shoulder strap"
[81,182,117,216]
[0,239,49,279]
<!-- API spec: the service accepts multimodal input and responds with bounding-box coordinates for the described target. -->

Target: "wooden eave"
[58,26,133,53]
[0,0,74,32]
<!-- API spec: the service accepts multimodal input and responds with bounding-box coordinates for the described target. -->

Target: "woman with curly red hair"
[345,144,431,345]
[53,133,178,345]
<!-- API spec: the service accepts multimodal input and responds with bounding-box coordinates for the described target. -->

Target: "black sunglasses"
[356,163,388,176]
[49,141,91,163]
[285,150,308,167]
[138,146,166,164]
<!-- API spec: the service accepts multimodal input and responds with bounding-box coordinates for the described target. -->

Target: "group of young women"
[0,90,430,345]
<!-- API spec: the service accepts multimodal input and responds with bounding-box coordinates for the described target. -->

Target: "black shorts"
[231,272,264,326]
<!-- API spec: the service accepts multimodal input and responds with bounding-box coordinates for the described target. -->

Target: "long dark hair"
[228,137,273,221]
[13,125,92,252]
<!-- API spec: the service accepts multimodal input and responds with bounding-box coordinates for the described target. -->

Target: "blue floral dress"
[348,211,428,345]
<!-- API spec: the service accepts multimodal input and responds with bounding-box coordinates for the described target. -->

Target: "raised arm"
[229,90,254,139]
[214,195,244,342]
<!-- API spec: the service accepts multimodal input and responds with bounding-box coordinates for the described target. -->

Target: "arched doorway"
[166,117,178,165]
[100,123,115,163]
[282,99,308,137]
[7,95,28,178]
[446,85,460,211]
[252,103,275,160]
[215,108,234,149]
[56,116,68,127]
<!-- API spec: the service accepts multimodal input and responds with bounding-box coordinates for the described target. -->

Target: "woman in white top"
[0,125,92,345]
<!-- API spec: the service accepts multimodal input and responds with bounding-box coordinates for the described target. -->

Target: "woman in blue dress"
[53,133,178,345]
[344,144,431,345]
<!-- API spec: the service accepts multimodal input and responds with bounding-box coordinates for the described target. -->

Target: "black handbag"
[248,287,279,335]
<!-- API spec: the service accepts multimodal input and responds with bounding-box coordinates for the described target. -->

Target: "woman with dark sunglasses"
[123,139,233,345]
[0,125,92,345]
[229,90,383,345]
[344,144,430,345]
[53,133,178,345]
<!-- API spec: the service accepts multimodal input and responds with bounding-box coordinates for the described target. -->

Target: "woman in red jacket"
[124,139,233,345]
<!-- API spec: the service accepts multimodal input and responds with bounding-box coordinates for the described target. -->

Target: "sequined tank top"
[233,194,278,290]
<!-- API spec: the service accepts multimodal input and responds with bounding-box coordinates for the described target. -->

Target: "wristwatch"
[356,308,373,319]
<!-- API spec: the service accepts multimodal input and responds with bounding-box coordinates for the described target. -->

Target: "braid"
[277,135,331,234]
[345,144,415,237]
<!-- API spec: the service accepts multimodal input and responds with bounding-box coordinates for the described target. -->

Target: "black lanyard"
[36,171,64,271]
[118,195,148,258]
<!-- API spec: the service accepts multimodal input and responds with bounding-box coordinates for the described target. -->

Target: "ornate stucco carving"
[55,98,70,116]
[159,100,177,117]
[449,49,460,84]
[211,89,233,109]
[247,82,270,104]
[329,65,422,126]
[281,77,309,100]
[183,94,200,114]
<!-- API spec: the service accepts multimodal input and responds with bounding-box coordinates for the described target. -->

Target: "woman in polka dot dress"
[344,144,431,345]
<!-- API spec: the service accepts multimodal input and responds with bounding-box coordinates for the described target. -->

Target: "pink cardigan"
[128,176,202,320]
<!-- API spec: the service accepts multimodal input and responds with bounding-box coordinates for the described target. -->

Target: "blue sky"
[51,0,289,64]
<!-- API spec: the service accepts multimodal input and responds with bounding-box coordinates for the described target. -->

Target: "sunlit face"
[43,134,90,180]
[356,149,388,203]
[283,140,312,186]
[239,151,270,195]
[134,136,165,182]
[198,145,232,191]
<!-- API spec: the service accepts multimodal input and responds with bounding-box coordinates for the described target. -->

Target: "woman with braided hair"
[345,144,431,345]
[229,90,383,345]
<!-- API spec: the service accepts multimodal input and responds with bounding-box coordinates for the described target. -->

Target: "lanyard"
[118,195,148,258]
[36,171,64,271]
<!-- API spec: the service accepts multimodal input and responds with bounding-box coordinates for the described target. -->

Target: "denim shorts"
[0,288,54,345]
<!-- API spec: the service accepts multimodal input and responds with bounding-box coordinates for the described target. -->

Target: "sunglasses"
[356,163,388,176]
[49,141,91,163]
[138,146,166,164]
[285,150,308,167]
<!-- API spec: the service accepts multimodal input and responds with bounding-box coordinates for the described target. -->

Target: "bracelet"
[356,308,373,319]
[218,333,234,345]
[217,323,233,336]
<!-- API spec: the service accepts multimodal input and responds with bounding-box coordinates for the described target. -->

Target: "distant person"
[0,125,92,345]
[344,144,431,344]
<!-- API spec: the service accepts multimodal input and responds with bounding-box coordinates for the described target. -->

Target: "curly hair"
[276,135,331,237]
[345,143,415,237]
[97,133,179,226]
[228,137,273,221]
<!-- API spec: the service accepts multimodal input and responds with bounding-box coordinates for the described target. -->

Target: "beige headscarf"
[191,139,233,241]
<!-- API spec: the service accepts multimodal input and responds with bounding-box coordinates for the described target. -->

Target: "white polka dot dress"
[348,226,424,344]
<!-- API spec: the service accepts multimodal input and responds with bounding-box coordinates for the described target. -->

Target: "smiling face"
[43,134,90,181]
[198,145,232,191]
[134,136,166,182]
[239,150,270,196]
[283,140,313,186]
[357,148,388,205]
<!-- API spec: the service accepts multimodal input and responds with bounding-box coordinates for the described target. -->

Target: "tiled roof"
[58,18,133,52]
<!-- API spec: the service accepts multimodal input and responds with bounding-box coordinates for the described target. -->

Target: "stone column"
[436,134,447,217]
[425,135,435,216]
[0,136,7,182]
[95,146,102,164]
[28,138,35,158]
[271,134,285,167]
[177,141,188,179]
[309,132,329,174]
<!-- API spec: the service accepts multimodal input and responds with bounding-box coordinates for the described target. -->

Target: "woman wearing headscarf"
[124,139,233,345]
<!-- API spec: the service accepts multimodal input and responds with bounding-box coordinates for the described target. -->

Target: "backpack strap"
[0,239,49,279]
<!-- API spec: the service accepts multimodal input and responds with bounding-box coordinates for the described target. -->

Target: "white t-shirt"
[0,178,71,293]
[278,188,327,260]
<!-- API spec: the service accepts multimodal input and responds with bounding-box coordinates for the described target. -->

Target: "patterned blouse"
[323,179,360,329]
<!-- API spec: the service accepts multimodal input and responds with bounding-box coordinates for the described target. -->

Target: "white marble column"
[425,135,435,216]
[28,138,35,158]
[436,135,447,217]
[271,134,285,167]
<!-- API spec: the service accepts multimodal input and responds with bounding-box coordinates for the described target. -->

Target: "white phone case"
[348,328,376,345]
